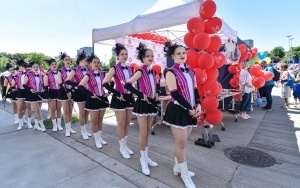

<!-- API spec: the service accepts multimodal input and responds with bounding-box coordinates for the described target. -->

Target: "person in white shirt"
[239,60,254,119]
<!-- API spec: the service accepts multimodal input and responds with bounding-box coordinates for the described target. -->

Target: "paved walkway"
[0,87,299,188]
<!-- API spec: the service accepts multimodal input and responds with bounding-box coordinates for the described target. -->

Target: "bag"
[284,73,294,87]
[272,67,280,81]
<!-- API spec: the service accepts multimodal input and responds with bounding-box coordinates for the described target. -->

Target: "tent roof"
[92,0,237,44]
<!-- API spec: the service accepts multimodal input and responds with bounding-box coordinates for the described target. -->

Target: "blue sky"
[0,0,299,62]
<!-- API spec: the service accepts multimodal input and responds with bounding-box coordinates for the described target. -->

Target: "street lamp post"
[287,35,292,63]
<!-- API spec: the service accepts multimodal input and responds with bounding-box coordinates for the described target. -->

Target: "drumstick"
[94,96,110,105]
[142,99,162,112]
[174,101,202,118]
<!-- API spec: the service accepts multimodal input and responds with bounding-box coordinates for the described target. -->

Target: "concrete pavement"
[0,87,299,188]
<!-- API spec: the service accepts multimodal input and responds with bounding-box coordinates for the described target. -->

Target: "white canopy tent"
[92,0,237,47]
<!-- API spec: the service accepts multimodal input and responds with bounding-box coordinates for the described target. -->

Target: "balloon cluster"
[130,63,162,76]
[236,45,273,88]
[184,0,224,126]
[129,33,169,45]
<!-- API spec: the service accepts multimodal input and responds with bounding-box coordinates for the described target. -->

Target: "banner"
[115,37,167,71]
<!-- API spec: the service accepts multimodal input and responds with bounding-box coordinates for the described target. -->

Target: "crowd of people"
[1,42,201,188]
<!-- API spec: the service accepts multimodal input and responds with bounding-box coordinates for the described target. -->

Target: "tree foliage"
[108,56,116,69]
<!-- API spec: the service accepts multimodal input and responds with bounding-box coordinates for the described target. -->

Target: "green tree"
[291,46,300,60]
[0,56,10,72]
[25,53,49,69]
[270,46,286,63]
[108,56,116,69]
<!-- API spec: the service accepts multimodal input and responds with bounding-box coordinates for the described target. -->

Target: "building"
[77,47,93,56]
[243,39,254,48]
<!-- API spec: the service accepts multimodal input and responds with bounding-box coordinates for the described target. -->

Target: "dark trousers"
[240,92,251,112]
[263,85,274,109]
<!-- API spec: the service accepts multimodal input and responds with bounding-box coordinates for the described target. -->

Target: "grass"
[43,114,79,130]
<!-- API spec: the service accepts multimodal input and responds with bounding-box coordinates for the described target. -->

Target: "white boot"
[27,117,33,129]
[69,123,76,134]
[145,147,158,167]
[81,126,89,140]
[174,157,195,177]
[140,150,150,176]
[119,138,130,159]
[22,115,27,124]
[33,119,41,131]
[97,130,107,145]
[52,119,58,132]
[39,120,46,132]
[14,114,18,124]
[57,118,63,131]
[93,133,102,149]
[17,118,23,131]
[179,162,196,188]
[65,122,71,137]
[124,136,134,155]
[84,124,92,137]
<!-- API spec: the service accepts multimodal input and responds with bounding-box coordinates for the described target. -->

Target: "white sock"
[57,118,61,125]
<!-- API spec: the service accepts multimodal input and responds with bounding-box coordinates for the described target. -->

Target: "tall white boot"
[14,114,18,124]
[39,120,46,132]
[80,126,89,140]
[27,117,33,129]
[145,147,158,167]
[65,122,71,137]
[22,115,27,124]
[69,123,76,134]
[33,119,41,131]
[97,130,107,145]
[119,138,130,159]
[93,133,102,149]
[179,162,196,188]
[52,119,58,132]
[174,157,195,177]
[84,124,92,137]
[17,118,23,131]
[124,136,133,155]
[57,118,63,131]
[140,150,150,176]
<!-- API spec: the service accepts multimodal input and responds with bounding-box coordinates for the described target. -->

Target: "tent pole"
[92,42,95,53]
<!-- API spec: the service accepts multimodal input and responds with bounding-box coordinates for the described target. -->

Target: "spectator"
[260,60,275,111]
[292,73,300,107]
[280,63,291,108]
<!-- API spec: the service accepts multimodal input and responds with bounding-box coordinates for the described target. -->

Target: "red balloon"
[240,52,248,61]
[186,50,199,69]
[239,44,247,53]
[249,65,263,77]
[193,32,211,50]
[228,65,238,74]
[247,52,252,60]
[251,51,257,58]
[205,35,222,52]
[198,53,214,70]
[199,0,217,20]
[261,71,274,81]
[184,32,195,49]
[130,63,140,71]
[202,96,219,112]
[206,109,223,125]
[187,17,205,34]
[194,68,207,84]
[229,78,239,88]
[152,64,161,75]
[206,68,219,81]
[203,80,219,96]
[212,52,226,69]
[252,77,265,88]
[233,94,241,100]
[204,17,222,34]
[251,47,258,55]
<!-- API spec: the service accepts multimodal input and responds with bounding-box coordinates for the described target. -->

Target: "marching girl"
[103,43,135,159]
[57,52,76,137]
[124,43,158,176]
[43,58,63,131]
[2,63,18,124]
[23,62,46,132]
[78,53,109,148]
[163,42,201,188]
[65,50,91,140]
[14,60,33,130]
